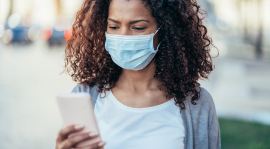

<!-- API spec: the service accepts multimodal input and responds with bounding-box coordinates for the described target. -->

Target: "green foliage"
[219,118,270,149]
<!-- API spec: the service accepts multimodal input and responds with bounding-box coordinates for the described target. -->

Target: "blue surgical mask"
[105,28,160,70]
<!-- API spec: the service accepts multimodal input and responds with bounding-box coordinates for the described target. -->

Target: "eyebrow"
[107,18,149,24]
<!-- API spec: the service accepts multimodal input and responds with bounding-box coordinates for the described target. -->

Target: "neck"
[115,59,161,93]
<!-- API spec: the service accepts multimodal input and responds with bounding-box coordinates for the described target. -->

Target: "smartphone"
[56,93,101,148]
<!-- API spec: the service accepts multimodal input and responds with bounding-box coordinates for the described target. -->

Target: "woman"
[55,0,220,149]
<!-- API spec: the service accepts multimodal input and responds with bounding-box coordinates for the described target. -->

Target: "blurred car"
[8,25,31,43]
[1,14,40,44]
[40,17,72,47]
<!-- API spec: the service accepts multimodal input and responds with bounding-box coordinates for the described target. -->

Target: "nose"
[119,27,131,35]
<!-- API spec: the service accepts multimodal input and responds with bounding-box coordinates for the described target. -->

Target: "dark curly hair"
[64,0,217,111]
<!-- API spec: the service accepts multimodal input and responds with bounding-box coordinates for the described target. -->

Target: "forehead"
[108,0,153,21]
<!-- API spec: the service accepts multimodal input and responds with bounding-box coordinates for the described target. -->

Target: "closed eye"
[133,27,146,31]
[109,26,119,30]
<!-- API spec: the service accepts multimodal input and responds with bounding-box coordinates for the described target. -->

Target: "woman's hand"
[55,124,106,149]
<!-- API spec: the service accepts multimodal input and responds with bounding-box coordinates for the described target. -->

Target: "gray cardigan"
[71,84,221,149]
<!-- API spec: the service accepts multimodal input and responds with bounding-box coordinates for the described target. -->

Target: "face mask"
[105,28,160,70]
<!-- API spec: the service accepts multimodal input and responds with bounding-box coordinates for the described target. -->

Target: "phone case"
[56,93,101,148]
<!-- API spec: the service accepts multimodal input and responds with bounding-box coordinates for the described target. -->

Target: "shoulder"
[186,87,217,116]
[71,84,89,93]
[198,87,215,107]
[193,87,215,108]
[71,83,98,93]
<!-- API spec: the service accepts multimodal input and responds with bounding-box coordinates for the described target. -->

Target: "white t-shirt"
[94,90,185,149]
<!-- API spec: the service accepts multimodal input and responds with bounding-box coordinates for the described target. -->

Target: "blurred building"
[0,0,84,26]
[200,0,270,59]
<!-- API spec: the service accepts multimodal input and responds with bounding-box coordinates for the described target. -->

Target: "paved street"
[0,37,269,149]
[0,40,76,149]
[200,56,270,125]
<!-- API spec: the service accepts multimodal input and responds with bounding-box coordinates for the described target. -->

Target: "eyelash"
[133,27,146,30]
[109,26,146,31]
[109,27,119,30]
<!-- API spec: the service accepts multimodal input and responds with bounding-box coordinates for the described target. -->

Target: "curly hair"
[64,0,217,111]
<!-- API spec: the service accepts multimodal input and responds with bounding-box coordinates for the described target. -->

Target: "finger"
[62,132,100,149]
[71,146,104,149]
[70,140,106,149]
[71,143,105,149]
[57,124,84,141]
[82,141,106,149]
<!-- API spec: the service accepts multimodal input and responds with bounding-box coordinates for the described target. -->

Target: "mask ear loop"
[154,25,162,35]
[152,25,162,53]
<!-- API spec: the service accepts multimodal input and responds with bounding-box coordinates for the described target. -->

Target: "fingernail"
[74,124,84,129]
[89,132,99,137]
[98,141,106,147]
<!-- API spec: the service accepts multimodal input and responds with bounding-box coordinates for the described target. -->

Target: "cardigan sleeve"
[188,87,221,149]
[207,94,221,149]
[71,84,88,93]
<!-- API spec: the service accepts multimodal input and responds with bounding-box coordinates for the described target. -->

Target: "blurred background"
[0,0,269,148]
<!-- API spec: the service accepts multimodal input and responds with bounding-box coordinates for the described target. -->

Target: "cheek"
[106,26,110,33]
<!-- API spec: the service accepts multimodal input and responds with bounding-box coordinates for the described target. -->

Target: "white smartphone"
[56,93,101,148]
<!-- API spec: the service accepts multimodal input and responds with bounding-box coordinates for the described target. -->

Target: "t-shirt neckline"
[108,89,174,113]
